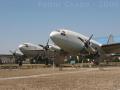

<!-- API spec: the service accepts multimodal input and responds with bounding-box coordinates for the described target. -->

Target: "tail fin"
[107,34,114,44]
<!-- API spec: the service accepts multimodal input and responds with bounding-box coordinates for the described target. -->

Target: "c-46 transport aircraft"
[18,43,44,57]
[50,29,120,64]
[18,43,61,57]
[9,43,44,64]
[17,43,60,64]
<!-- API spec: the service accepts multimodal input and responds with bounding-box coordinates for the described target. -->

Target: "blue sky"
[0,0,120,54]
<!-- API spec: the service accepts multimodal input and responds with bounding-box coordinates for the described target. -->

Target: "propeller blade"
[78,37,85,43]
[39,39,50,51]
[46,39,49,45]
[9,50,16,57]
[85,34,93,47]
[87,34,93,42]
[38,44,44,48]
[9,50,13,54]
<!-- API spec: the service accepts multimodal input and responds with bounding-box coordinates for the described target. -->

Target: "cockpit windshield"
[56,29,66,36]
[24,43,29,47]
[61,31,66,36]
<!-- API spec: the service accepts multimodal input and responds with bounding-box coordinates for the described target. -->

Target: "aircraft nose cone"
[50,31,59,40]
[18,44,25,50]
[18,45,23,48]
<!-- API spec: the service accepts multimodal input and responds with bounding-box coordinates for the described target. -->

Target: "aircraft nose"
[50,31,59,40]
[18,44,25,50]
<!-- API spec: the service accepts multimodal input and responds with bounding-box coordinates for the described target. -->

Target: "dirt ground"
[0,67,120,90]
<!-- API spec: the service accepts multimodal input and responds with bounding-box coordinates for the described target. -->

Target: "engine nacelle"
[49,44,61,52]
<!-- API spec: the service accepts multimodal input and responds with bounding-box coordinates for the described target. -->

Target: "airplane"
[10,40,60,65]
[9,43,44,64]
[50,29,120,65]
[18,43,44,57]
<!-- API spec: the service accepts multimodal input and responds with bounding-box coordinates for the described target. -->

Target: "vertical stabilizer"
[107,34,114,44]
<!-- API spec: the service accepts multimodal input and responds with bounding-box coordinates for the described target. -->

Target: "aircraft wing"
[101,43,120,53]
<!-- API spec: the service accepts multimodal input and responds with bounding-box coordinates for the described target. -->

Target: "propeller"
[9,49,25,64]
[38,39,51,65]
[9,49,17,56]
[84,34,93,48]
[9,49,23,57]
[39,39,50,51]
[9,50,18,63]
[78,34,93,48]
[78,34,96,53]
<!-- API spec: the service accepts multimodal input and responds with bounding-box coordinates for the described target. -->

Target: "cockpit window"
[24,44,28,47]
[61,31,66,36]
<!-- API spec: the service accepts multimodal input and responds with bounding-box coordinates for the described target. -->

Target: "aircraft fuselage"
[50,29,101,54]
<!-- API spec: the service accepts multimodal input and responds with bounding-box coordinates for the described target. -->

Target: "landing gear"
[93,59,100,65]
[18,59,23,67]
[30,56,50,65]
[44,58,49,65]
[30,59,35,64]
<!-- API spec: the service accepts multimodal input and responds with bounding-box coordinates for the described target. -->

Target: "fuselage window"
[61,31,66,36]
